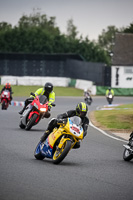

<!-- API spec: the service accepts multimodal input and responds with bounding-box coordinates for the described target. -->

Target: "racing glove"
[48,106,51,111]
[57,118,66,124]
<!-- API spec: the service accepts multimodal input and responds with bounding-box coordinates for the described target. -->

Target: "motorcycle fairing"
[35,141,42,155]
[1,90,11,106]
[31,96,48,110]
[1,98,8,104]
[2,92,9,99]
[41,139,53,158]
[48,130,63,149]
[41,129,71,158]
[40,129,64,158]
[68,118,84,139]
[47,117,84,148]
[21,107,31,125]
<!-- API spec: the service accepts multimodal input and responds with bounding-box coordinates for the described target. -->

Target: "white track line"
[90,121,127,143]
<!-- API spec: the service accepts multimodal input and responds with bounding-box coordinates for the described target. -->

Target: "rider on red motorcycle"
[19,82,55,118]
[0,83,13,103]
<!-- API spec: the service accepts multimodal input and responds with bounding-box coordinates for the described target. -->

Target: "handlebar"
[30,92,35,97]
[57,118,66,125]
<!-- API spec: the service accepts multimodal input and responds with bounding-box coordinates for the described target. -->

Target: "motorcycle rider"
[84,89,92,104]
[40,102,89,148]
[106,87,114,99]
[0,83,13,103]
[19,82,55,118]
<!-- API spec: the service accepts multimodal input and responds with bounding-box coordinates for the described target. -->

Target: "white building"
[111,33,133,88]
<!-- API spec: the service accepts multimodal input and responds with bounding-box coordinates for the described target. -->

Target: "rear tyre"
[19,121,25,129]
[53,140,71,164]
[25,113,38,130]
[34,141,45,160]
[123,148,133,161]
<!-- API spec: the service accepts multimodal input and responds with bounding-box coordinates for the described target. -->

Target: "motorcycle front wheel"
[53,140,71,164]
[123,148,133,161]
[2,100,6,110]
[25,113,38,130]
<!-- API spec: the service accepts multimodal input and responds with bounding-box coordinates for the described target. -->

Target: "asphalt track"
[0,96,133,200]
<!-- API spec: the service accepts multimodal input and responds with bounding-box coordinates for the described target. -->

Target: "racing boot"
[40,130,50,142]
[18,106,26,115]
[19,97,33,115]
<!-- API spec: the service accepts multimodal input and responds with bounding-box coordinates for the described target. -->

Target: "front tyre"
[123,148,133,161]
[34,141,45,160]
[53,140,71,164]
[2,100,5,110]
[25,113,38,130]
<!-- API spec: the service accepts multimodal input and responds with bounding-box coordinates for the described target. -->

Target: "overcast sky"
[0,0,133,40]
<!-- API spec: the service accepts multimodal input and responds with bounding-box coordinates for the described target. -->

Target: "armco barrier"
[0,75,96,95]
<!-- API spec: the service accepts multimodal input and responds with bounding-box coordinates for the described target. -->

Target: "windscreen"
[69,116,82,126]
[39,95,48,104]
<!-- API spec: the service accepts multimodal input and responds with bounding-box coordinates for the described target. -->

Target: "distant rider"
[40,102,89,148]
[84,89,92,104]
[0,83,13,103]
[106,87,114,99]
[19,82,55,118]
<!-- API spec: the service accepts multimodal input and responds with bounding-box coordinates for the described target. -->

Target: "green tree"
[97,26,121,64]
[123,23,133,33]
[0,22,12,31]
[66,18,78,40]
[0,11,111,64]
[98,26,119,52]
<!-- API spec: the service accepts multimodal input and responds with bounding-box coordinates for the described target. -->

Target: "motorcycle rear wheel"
[25,113,38,130]
[123,148,133,161]
[19,120,25,129]
[53,140,71,164]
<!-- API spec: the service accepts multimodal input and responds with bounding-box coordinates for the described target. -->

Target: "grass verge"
[89,104,133,132]
[0,85,83,97]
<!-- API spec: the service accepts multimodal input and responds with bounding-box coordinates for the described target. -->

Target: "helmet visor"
[79,111,87,118]
[45,87,52,93]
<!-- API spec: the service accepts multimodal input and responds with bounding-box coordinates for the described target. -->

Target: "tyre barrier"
[11,101,24,107]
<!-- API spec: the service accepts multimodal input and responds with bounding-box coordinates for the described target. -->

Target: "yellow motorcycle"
[34,116,84,164]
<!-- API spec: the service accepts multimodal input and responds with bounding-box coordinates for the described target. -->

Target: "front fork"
[58,135,78,149]
[28,111,40,123]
